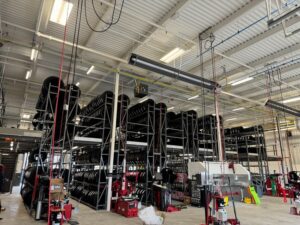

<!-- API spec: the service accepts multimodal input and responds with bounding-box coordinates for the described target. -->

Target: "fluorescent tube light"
[167,107,174,111]
[76,82,80,86]
[1,153,9,156]
[30,49,38,61]
[187,95,199,100]
[25,70,32,80]
[231,77,253,86]
[22,114,30,119]
[138,97,149,103]
[86,65,95,75]
[160,47,185,63]
[282,96,300,103]
[50,0,73,26]
[232,107,245,111]
[226,118,237,121]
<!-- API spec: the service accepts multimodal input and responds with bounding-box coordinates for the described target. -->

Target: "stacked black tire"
[71,170,107,207]
[33,77,81,142]
[21,166,48,207]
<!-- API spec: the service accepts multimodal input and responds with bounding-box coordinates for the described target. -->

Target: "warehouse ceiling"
[0,0,300,131]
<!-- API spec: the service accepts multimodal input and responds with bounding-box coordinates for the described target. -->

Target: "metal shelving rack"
[224,126,268,186]
[126,100,156,205]
[69,92,114,210]
[197,115,221,161]
[21,83,81,218]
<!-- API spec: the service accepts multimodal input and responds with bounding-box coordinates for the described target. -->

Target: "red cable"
[47,8,69,225]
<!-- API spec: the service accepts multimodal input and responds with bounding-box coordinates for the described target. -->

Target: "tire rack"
[70,93,115,210]
[126,100,156,205]
[224,126,269,187]
[197,115,222,161]
[21,83,80,219]
[166,112,190,201]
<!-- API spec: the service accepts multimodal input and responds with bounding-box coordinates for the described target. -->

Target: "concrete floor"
[0,193,299,225]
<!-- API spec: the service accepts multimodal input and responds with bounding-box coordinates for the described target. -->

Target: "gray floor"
[0,193,299,225]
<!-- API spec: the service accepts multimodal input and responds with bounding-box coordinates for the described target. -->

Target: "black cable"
[66,0,81,84]
[92,0,117,25]
[84,0,125,33]
[72,0,84,84]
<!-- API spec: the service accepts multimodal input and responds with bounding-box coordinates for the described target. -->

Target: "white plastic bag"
[138,206,164,225]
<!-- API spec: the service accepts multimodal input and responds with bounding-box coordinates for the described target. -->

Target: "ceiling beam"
[120,0,192,60]
[188,12,300,76]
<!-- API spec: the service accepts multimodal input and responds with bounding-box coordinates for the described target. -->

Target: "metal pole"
[106,70,119,211]
[214,91,223,162]
[275,116,287,184]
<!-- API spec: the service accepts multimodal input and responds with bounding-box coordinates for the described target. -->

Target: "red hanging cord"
[47,4,69,224]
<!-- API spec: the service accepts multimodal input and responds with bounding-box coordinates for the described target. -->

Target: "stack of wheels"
[21,166,47,206]
[24,166,47,185]
[184,110,198,151]
[85,189,106,207]
[166,112,186,145]
[133,188,146,201]
[79,91,113,138]
[127,99,155,141]
[154,102,167,148]
[21,185,33,206]
[34,76,66,141]
[116,94,130,127]
[74,171,85,181]
[71,185,84,199]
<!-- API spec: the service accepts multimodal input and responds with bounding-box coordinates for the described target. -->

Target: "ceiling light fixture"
[22,114,30,119]
[282,96,300,103]
[86,65,95,75]
[10,147,13,151]
[230,77,253,86]
[167,106,174,111]
[75,82,80,86]
[10,141,14,147]
[187,95,199,101]
[160,47,186,63]
[129,54,219,90]
[25,70,32,80]
[138,97,149,103]
[30,49,38,61]
[226,118,237,121]
[50,0,73,26]
[232,107,245,111]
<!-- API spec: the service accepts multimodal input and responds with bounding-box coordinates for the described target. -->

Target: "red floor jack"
[113,175,138,218]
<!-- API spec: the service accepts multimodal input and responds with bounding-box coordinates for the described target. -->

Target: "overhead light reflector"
[50,0,73,26]
[167,106,174,111]
[25,70,32,80]
[160,47,185,63]
[30,49,38,61]
[231,77,253,86]
[282,96,300,104]
[188,95,199,101]
[232,107,245,111]
[87,65,95,75]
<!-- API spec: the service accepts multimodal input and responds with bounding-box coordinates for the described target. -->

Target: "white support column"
[106,70,119,211]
